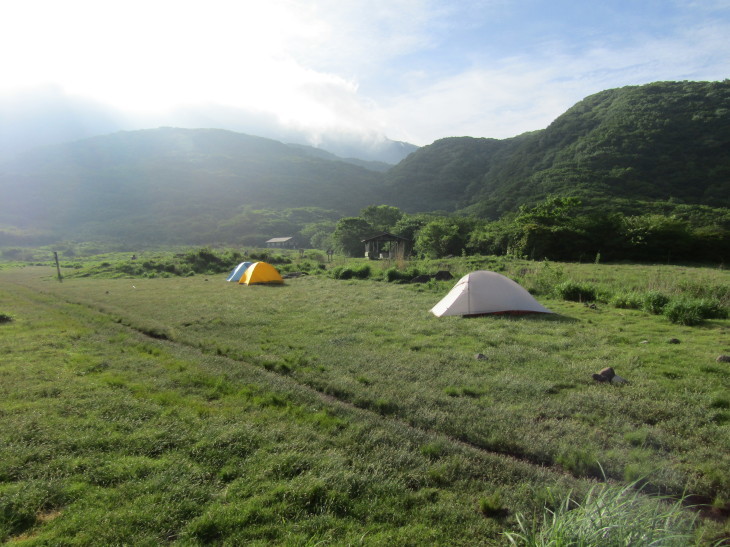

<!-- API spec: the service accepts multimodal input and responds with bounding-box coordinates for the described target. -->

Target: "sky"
[1,0,729,148]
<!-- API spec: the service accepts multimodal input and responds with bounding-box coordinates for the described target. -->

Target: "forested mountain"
[385,136,518,212]
[387,80,730,217]
[0,81,728,247]
[0,128,385,244]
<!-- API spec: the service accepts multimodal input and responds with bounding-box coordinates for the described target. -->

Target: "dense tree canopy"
[332,217,374,257]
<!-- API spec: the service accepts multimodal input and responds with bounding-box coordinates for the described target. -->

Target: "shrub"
[383,267,421,283]
[330,266,354,280]
[554,281,597,302]
[0,313,13,324]
[352,264,372,279]
[663,300,704,326]
[610,291,643,310]
[694,298,728,319]
[642,291,670,315]
[663,297,728,326]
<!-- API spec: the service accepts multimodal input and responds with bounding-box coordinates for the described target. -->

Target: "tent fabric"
[226,261,254,282]
[430,270,552,317]
[238,262,284,285]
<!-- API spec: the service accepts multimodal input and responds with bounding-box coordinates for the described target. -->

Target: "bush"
[383,267,421,283]
[694,298,728,319]
[663,297,728,326]
[610,291,643,309]
[642,291,670,315]
[353,264,372,279]
[329,266,354,280]
[554,281,597,302]
[663,300,704,326]
[0,313,13,324]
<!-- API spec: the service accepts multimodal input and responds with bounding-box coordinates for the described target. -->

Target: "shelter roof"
[361,232,410,243]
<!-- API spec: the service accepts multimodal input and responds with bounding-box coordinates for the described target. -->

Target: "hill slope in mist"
[1,80,728,246]
[0,128,386,244]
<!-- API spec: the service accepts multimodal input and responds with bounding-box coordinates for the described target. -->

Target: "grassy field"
[1,252,728,544]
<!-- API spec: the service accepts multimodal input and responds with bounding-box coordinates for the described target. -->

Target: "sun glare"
[1,0,332,116]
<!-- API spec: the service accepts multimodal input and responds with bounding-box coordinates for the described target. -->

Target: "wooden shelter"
[266,237,297,249]
[362,232,411,259]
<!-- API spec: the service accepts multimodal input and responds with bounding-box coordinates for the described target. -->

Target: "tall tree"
[332,217,373,256]
[359,205,403,233]
[415,218,471,258]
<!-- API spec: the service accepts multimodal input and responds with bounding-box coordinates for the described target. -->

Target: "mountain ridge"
[1,80,728,246]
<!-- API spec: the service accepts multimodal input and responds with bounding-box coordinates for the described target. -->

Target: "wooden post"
[53,251,63,282]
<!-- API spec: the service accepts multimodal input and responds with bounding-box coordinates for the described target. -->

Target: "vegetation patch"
[553,280,597,302]
[505,481,698,546]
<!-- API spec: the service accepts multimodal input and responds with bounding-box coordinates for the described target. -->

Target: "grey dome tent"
[430,271,553,317]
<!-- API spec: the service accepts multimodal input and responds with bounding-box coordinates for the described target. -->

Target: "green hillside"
[387,80,730,217]
[0,128,385,244]
[0,81,728,247]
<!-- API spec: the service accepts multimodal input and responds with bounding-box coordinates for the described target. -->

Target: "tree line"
[325,200,729,264]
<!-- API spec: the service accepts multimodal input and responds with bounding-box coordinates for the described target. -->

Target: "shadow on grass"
[464,313,578,323]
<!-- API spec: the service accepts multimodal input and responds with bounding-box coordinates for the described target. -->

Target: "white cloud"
[1,0,728,148]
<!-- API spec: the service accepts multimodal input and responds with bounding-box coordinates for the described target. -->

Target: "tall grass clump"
[329,266,353,280]
[553,280,597,302]
[352,264,372,279]
[329,264,371,280]
[663,297,728,326]
[642,290,670,315]
[610,290,643,310]
[504,481,697,546]
[383,266,421,283]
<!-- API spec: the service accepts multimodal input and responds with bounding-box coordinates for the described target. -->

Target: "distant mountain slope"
[285,143,393,172]
[1,81,728,246]
[387,80,730,217]
[0,86,419,165]
[0,128,385,243]
[385,136,523,212]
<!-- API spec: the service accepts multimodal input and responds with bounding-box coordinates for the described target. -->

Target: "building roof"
[361,232,410,243]
[266,237,294,243]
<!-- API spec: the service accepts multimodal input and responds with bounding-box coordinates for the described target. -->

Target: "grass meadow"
[1,251,728,545]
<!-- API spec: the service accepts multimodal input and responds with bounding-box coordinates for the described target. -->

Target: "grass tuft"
[642,290,670,314]
[504,481,698,546]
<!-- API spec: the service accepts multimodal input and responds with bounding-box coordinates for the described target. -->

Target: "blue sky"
[1,0,728,147]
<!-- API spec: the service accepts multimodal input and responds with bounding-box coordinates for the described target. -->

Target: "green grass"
[1,256,729,544]
[504,479,699,546]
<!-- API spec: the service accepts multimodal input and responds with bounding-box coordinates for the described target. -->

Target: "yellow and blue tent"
[226,261,254,282]
[238,262,284,285]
